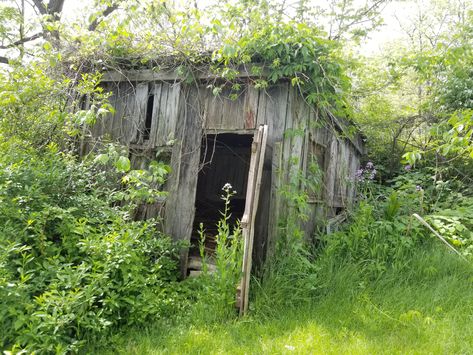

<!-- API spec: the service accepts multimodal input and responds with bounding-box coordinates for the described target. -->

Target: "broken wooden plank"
[239,124,268,315]
[187,255,217,272]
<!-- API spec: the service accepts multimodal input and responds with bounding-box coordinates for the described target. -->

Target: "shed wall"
[85,79,362,266]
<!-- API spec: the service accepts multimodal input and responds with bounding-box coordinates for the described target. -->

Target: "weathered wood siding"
[91,81,180,147]
[87,78,363,268]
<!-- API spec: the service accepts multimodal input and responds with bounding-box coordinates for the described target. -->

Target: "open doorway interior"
[188,133,253,275]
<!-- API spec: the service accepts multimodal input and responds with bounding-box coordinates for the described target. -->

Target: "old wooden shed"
[83,67,364,283]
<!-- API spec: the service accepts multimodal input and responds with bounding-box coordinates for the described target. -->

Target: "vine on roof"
[64,3,352,120]
[208,21,351,117]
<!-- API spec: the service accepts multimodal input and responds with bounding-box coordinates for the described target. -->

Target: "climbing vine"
[210,22,350,114]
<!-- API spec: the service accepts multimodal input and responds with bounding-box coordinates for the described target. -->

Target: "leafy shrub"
[323,200,425,277]
[322,165,473,279]
[0,147,180,353]
[426,197,473,255]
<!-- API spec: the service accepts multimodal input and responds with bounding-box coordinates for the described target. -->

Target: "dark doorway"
[188,133,253,274]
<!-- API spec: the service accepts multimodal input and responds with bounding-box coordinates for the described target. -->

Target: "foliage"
[105,246,473,354]
[0,61,110,152]
[350,2,473,177]
[254,158,322,313]
[325,163,473,280]
[0,146,180,352]
[93,143,170,205]
[188,184,243,324]
[323,201,424,276]
[207,21,350,114]
[1,1,473,353]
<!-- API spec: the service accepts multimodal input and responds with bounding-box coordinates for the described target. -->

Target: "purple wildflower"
[405,165,412,171]
[355,168,364,182]
[366,161,374,170]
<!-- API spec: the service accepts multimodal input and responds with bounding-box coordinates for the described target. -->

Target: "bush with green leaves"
[0,146,180,353]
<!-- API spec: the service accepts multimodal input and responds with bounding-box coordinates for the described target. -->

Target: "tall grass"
[95,169,473,354]
[101,243,473,354]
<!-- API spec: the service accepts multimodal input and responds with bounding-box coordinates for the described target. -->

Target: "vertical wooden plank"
[281,86,296,185]
[333,141,341,207]
[166,83,180,145]
[238,128,261,314]
[253,167,271,266]
[110,81,128,143]
[349,150,361,202]
[221,90,245,130]
[107,82,122,140]
[120,83,135,144]
[333,141,347,207]
[256,89,267,127]
[205,93,222,129]
[244,85,259,129]
[122,82,148,144]
[342,141,351,206]
[155,82,169,145]
[288,92,308,181]
[344,145,354,205]
[302,114,311,178]
[325,135,339,207]
[164,84,201,277]
[258,83,289,262]
[149,82,162,147]
[264,83,289,149]
[239,124,268,315]
[266,141,282,261]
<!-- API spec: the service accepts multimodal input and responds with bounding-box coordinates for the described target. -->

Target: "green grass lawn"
[101,248,473,354]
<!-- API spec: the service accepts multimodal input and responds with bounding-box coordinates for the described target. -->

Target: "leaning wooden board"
[237,124,268,315]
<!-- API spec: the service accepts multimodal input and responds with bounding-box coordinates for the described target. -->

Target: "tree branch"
[331,0,388,40]
[32,0,47,15]
[88,2,122,31]
[48,0,64,15]
[0,32,43,49]
[32,0,64,19]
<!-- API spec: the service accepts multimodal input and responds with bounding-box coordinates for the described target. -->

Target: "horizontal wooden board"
[101,65,270,82]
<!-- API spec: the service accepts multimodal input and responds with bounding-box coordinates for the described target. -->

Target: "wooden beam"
[101,65,269,82]
[239,124,268,315]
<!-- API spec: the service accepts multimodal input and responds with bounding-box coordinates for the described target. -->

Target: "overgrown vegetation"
[0,143,181,352]
[1,0,473,353]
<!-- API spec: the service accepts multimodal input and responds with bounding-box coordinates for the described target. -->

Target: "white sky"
[361,1,409,54]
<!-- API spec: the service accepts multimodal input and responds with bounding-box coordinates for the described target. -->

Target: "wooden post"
[238,125,268,315]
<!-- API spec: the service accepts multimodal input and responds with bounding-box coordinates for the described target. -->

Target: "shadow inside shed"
[188,133,253,274]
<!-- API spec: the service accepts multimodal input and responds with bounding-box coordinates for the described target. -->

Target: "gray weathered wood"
[266,141,283,261]
[147,82,162,146]
[155,82,170,145]
[164,85,202,277]
[239,125,268,315]
[122,82,148,144]
[244,85,259,129]
[324,135,339,207]
[88,76,366,280]
[101,65,269,82]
